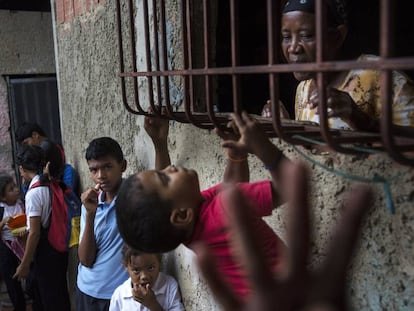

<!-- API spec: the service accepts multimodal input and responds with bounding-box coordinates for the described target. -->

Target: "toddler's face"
[2,181,20,206]
[127,253,160,289]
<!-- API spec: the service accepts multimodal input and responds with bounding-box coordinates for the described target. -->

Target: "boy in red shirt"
[116,112,289,298]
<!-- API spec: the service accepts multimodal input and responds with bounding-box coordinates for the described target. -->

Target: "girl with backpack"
[14,143,70,310]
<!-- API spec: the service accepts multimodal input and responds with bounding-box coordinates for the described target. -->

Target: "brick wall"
[56,0,105,24]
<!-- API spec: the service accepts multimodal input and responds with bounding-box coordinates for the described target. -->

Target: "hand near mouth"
[80,183,101,214]
[132,282,163,310]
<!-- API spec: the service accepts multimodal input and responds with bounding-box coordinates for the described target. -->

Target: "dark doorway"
[7,74,61,181]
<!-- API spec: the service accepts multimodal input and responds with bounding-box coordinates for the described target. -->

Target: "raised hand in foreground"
[196,162,372,311]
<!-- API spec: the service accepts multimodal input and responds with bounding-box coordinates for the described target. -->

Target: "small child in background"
[0,173,26,311]
[109,244,185,311]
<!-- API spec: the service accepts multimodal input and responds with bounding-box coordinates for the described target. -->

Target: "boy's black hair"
[15,145,45,175]
[0,173,13,198]
[116,174,187,253]
[15,122,46,144]
[85,137,124,162]
[39,140,64,180]
[121,243,162,266]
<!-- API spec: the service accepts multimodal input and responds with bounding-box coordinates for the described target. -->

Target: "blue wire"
[290,144,396,214]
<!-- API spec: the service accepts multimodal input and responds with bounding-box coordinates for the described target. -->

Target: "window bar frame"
[142,0,157,115]
[183,0,213,128]
[115,0,414,166]
[267,0,284,139]
[379,0,414,166]
[314,0,384,154]
[202,0,222,129]
[229,0,241,114]
[159,0,174,115]
[149,0,163,115]
[115,0,130,114]
[265,0,314,142]
[127,0,143,114]
[116,0,143,115]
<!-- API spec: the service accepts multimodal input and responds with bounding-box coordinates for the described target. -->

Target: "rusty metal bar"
[115,0,131,114]
[180,0,191,123]
[380,0,413,165]
[127,0,142,113]
[185,0,196,115]
[159,0,173,114]
[142,0,155,114]
[114,0,414,166]
[203,0,221,129]
[181,0,211,128]
[229,0,241,114]
[150,0,162,114]
[118,57,414,77]
[315,0,332,150]
[315,0,372,154]
[267,0,284,141]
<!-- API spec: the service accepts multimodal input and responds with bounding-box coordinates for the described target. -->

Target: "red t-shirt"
[187,181,285,298]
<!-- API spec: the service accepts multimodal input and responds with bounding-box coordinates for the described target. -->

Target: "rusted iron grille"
[115,0,414,166]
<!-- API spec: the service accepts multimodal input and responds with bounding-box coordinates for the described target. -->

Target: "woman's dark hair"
[0,173,13,198]
[15,145,45,175]
[38,140,64,181]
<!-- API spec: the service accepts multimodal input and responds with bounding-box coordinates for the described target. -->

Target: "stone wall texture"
[0,10,55,177]
[54,1,414,310]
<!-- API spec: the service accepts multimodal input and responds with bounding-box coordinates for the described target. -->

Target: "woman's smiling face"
[281,11,317,81]
[281,10,343,81]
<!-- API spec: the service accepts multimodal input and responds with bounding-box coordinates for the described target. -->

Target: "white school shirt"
[109,272,185,311]
[0,199,25,241]
[25,175,51,229]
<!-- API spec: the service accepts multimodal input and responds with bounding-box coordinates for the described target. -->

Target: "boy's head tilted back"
[116,165,203,253]
[86,137,124,162]
[116,173,185,253]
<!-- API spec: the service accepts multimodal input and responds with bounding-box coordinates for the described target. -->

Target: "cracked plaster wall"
[55,1,414,310]
[0,10,55,177]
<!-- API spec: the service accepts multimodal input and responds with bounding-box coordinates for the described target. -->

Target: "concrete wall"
[54,1,414,310]
[0,10,55,177]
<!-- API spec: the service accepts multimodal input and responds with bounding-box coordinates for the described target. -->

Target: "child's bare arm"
[221,112,288,207]
[196,163,372,311]
[0,216,11,229]
[216,120,249,184]
[78,184,99,267]
[144,115,171,170]
[14,216,41,280]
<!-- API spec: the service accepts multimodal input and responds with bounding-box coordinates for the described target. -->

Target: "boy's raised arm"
[216,122,249,184]
[144,115,171,170]
[78,185,100,267]
[221,112,288,207]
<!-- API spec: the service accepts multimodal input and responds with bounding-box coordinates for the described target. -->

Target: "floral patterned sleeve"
[391,70,414,127]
